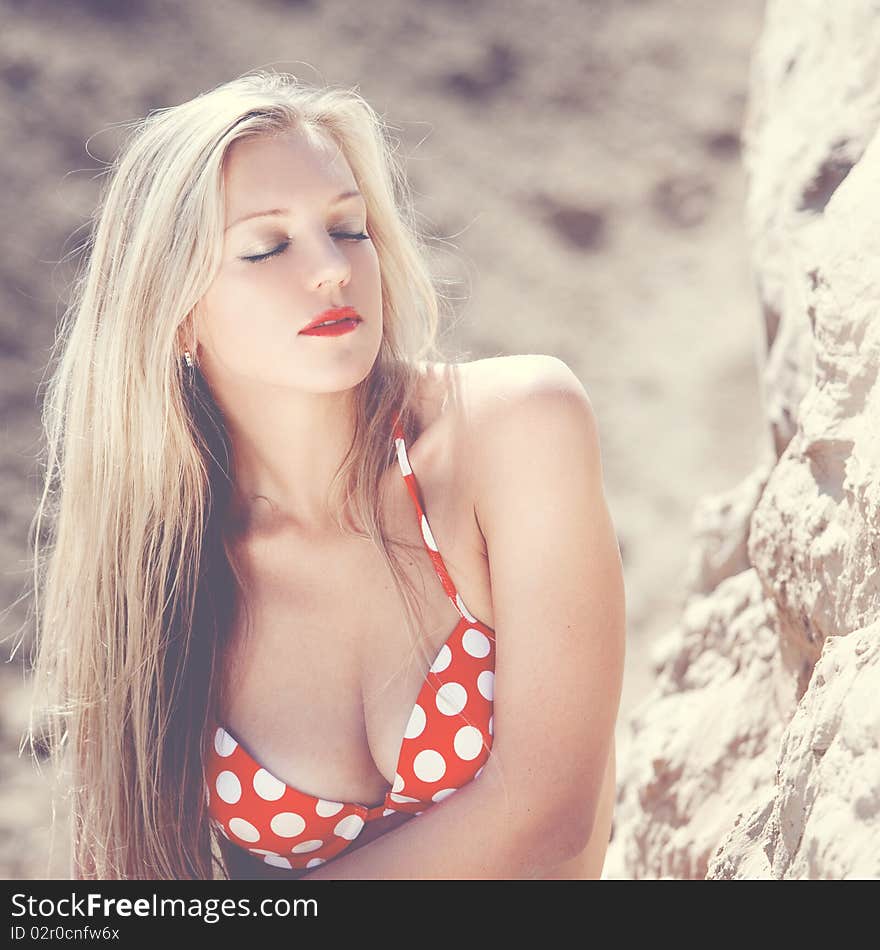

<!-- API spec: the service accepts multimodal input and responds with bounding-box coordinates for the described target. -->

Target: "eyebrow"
[225,189,364,232]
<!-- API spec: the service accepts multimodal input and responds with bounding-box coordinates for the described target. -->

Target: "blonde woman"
[27,70,626,880]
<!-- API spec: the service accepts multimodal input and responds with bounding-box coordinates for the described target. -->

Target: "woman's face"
[195,128,383,396]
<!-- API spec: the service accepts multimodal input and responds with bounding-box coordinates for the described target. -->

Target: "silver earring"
[183,349,194,369]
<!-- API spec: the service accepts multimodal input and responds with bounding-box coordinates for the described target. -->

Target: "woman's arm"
[298,357,627,880]
[297,742,577,880]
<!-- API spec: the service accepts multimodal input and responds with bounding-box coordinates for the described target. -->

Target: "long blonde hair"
[24,69,465,879]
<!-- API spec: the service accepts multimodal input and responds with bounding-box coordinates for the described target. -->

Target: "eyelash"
[243,231,371,264]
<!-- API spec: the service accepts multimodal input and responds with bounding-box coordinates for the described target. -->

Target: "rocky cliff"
[606,0,880,880]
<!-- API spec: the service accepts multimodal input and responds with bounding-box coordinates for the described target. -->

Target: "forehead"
[222,128,357,218]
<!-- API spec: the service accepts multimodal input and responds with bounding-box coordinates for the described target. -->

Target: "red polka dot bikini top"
[205,412,496,873]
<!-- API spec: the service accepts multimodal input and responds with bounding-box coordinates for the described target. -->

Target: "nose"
[305,232,352,292]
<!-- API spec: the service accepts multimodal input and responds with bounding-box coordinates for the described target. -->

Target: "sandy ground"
[0,0,767,879]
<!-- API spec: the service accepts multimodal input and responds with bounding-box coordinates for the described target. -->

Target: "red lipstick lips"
[299,305,363,336]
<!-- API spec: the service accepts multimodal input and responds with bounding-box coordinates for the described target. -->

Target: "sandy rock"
[748,121,880,669]
[682,457,773,598]
[710,108,880,879]
[608,569,784,879]
[742,0,880,458]
[607,0,880,880]
[709,627,880,878]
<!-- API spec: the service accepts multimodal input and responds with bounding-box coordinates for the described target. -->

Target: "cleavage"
[221,525,463,806]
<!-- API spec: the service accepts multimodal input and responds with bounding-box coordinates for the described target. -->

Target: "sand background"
[0,0,766,878]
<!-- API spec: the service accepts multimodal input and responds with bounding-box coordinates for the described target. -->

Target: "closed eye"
[242,231,371,264]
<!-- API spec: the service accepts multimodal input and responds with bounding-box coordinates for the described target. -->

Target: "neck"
[218,385,361,538]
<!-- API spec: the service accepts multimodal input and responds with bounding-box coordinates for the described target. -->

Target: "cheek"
[357,248,383,299]
[210,264,277,309]
[200,267,284,344]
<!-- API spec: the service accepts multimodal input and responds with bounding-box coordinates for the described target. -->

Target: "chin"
[288,352,379,394]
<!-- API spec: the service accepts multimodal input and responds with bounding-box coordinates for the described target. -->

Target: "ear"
[177,312,199,357]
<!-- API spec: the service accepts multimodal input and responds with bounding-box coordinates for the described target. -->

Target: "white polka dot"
[291,839,324,853]
[415,810,424,816]
[214,727,237,757]
[392,772,405,793]
[334,814,365,840]
[430,644,452,674]
[404,703,426,739]
[421,514,438,552]
[454,725,484,761]
[307,857,326,868]
[264,854,293,869]
[216,770,242,804]
[431,787,458,802]
[247,848,279,856]
[315,799,345,817]
[395,439,412,476]
[389,792,421,803]
[462,628,491,658]
[383,808,396,816]
[228,817,260,843]
[456,594,478,623]
[270,812,306,837]
[413,749,446,783]
[489,714,494,736]
[477,669,494,701]
[253,768,286,801]
[436,682,468,716]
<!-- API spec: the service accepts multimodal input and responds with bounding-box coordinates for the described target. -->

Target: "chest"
[217,436,494,809]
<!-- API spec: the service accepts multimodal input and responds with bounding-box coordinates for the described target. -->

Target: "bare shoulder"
[420,355,600,524]
[450,355,602,525]
[431,355,596,457]
[455,354,592,423]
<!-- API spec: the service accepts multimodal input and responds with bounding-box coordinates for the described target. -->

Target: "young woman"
[27,70,626,880]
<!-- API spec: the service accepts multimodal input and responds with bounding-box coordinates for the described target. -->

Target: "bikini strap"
[391,412,478,623]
